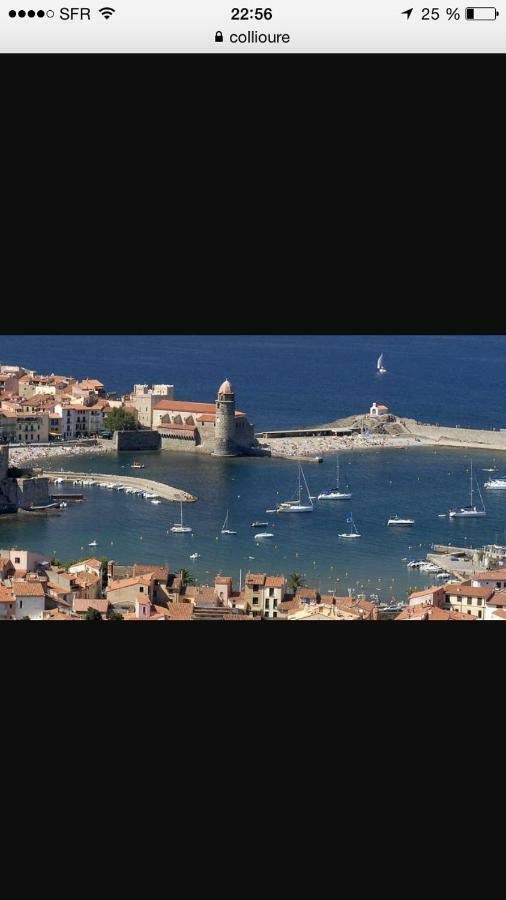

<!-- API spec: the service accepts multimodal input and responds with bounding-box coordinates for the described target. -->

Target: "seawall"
[399,418,506,452]
[41,469,197,502]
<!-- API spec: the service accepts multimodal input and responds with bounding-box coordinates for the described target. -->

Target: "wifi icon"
[99,6,115,19]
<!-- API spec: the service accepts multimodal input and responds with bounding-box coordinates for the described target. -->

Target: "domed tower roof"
[218,379,234,395]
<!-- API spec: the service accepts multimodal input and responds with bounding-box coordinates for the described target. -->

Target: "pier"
[42,470,198,502]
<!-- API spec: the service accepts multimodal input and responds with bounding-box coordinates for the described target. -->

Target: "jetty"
[41,470,197,502]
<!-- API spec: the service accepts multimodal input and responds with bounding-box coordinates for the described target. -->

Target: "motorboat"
[254,532,274,539]
[318,455,352,500]
[170,500,192,533]
[221,510,237,535]
[130,461,145,469]
[484,477,506,490]
[88,540,98,547]
[338,513,361,539]
[251,521,269,527]
[387,516,415,526]
[190,553,200,559]
[449,462,486,517]
[276,465,314,513]
[151,499,161,505]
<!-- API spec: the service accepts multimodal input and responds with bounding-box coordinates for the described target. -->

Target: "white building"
[471,569,506,591]
[13,581,46,619]
[369,402,389,417]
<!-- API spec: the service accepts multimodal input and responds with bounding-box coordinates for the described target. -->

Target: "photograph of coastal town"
[1,334,506,621]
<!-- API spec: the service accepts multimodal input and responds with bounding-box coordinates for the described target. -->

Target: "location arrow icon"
[402,8,413,17]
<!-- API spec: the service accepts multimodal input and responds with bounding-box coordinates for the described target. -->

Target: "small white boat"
[265,509,278,514]
[387,516,415,526]
[88,540,98,547]
[277,465,314,513]
[151,499,161,505]
[221,510,237,535]
[170,500,192,533]
[318,455,352,500]
[59,502,68,508]
[254,532,274,539]
[130,461,145,469]
[484,478,506,490]
[338,513,361,539]
[251,521,269,528]
[190,553,200,559]
[449,462,486,517]
[482,468,497,472]
[377,353,387,375]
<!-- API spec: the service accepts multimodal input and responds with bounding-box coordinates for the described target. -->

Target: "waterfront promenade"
[42,470,197,502]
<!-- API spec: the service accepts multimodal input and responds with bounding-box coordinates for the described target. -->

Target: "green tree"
[19,616,31,621]
[288,572,306,593]
[85,607,103,621]
[104,408,139,432]
[108,610,124,621]
[180,569,195,587]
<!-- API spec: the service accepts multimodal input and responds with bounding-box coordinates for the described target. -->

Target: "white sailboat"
[276,465,314,513]
[387,516,415,526]
[377,353,387,375]
[170,500,193,533]
[221,510,237,535]
[318,456,352,500]
[338,512,361,539]
[449,462,486,518]
[484,477,506,490]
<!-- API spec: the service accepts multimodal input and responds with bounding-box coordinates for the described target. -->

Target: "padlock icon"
[215,31,224,43]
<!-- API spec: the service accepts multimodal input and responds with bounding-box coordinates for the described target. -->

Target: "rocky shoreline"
[9,440,114,469]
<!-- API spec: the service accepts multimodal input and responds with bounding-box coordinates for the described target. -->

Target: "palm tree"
[288,572,306,593]
[180,569,196,587]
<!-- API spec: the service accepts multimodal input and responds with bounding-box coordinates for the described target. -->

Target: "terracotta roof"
[246,574,266,586]
[491,609,506,619]
[0,585,14,603]
[12,581,45,597]
[279,597,303,612]
[133,565,168,579]
[265,576,285,588]
[183,585,217,606]
[74,572,100,587]
[444,585,493,599]
[77,380,104,389]
[196,412,245,422]
[164,602,193,620]
[408,586,442,600]
[295,587,318,600]
[73,598,110,614]
[79,558,102,570]
[396,603,476,621]
[107,575,152,592]
[488,590,506,608]
[155,400,216,414]
[215,576,233,585]
[44,611,81,620]
[473,569,506,581]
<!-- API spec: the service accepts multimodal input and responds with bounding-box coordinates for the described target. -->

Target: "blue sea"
[1,335,506,600]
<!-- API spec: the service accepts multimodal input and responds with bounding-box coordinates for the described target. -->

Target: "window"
[139,586,144,593]
[20,600,23,608]
[478,610,482,618]
[477,598,482,606]
[273,611,277,618]
[467,598,472,605]
[269,587,274,596]
[15,557,20,563]
[253,596,259,605]
[273,598,277,607]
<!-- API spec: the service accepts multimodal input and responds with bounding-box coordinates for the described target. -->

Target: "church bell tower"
[213,379,237,457]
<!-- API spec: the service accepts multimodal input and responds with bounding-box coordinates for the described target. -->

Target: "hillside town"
[1,545,505,620]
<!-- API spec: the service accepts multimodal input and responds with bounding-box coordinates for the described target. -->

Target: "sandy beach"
[261,433,424,459]
[9,440,114,468]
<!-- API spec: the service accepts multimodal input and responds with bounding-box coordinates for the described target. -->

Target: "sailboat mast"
[470,462,473,506]
[336,456,339,490]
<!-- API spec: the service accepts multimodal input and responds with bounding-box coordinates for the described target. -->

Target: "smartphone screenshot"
[0,0,504,52]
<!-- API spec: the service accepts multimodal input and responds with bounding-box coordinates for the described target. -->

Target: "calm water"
[1,335,506,600]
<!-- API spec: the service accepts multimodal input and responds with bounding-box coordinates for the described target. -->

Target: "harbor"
[42,469,197,502]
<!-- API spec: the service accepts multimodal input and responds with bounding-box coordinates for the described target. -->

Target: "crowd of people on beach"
[9,441,112,468]
[262,433,420,459]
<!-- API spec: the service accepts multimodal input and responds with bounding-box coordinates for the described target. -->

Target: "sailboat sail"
[377,354,383,369]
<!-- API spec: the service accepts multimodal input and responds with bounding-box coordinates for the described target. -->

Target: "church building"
[152,380,256,456]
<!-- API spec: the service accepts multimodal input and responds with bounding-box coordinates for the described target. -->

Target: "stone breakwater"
[42,470,197,502]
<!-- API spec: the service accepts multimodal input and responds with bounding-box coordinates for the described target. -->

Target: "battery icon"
[465,7,500,18]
